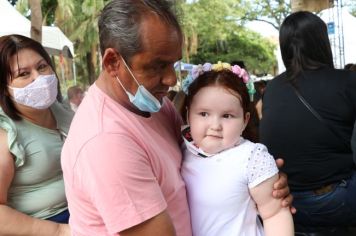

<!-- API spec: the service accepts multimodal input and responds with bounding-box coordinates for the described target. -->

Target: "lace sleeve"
[247,143,279,188]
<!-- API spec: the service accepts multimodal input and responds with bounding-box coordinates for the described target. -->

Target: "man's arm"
[273,158,296,213]
[120,211,176,236]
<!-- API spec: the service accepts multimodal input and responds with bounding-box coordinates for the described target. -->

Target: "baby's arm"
[250,174,294,236]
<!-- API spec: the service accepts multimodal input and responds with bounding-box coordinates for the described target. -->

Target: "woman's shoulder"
[0,108,17,133]
[308,68,356,92]
[310,67,356,79]
[51,101,75,116]
[51,101,75,132]
[263,72,288,93]
[0,108,26,167]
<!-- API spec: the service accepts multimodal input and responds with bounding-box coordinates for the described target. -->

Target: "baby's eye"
[223,114,233,119]
[199,112,208,117]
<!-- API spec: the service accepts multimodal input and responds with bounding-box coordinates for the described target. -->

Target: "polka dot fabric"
[247,143,279,188]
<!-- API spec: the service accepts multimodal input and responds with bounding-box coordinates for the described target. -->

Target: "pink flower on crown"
[239,69,249,83]
[231,65,249,83]
[231,65,242,76]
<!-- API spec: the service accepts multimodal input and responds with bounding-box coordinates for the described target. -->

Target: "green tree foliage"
[11,0,281,85]
[177,0,277,75]
[14,0,107,86]
[190,28,276,75]
[241,0,291,30]
[177,0,248,61]
[347,1,356,17]
[56,0,108,85]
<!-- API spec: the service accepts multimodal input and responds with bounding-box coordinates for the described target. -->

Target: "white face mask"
[9,74,58,109]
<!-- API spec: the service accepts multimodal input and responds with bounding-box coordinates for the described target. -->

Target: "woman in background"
[0,34,73,236]
[260,11,356,234]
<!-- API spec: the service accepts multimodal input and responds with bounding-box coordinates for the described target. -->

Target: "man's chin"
[155,92,168,102]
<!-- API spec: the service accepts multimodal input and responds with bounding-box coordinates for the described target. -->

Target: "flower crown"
[182,61,256,100]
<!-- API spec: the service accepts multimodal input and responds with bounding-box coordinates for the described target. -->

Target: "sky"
[246,21,279,37]
[246,0,354,38]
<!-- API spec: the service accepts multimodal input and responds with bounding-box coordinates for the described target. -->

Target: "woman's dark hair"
[184,69,258,142]
[0,34,61,120]
[279,11,334,81]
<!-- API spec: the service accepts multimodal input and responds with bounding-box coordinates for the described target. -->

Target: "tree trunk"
[291,0,332,12]
[29,0,42,42]
[86,52,96,85]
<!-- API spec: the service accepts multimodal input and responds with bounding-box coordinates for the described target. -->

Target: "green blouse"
[0,102,74,219]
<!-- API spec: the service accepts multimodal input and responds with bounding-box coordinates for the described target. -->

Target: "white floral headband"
[182,61,256,100]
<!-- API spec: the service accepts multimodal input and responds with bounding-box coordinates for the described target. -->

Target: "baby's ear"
[243,112,251,130]
[185,109,190,125]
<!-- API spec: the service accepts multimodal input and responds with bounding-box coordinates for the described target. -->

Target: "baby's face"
[188,85,249,154]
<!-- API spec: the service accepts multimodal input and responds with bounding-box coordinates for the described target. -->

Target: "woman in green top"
[0,35,73,236]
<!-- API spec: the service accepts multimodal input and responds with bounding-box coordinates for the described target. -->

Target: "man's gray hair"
[98,0,182,64]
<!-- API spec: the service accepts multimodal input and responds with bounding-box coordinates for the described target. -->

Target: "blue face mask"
[116,57,162,113]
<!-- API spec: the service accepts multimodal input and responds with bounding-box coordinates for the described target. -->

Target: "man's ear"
[102,48,121,76]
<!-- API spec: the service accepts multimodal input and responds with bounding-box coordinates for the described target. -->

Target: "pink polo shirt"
[61,84,191,236]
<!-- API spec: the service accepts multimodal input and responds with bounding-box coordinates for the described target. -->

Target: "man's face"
[121,14,182,102]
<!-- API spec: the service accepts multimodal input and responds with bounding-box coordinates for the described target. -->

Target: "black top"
[260,67,356,191]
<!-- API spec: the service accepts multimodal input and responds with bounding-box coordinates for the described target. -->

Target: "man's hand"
[273,158,296,214]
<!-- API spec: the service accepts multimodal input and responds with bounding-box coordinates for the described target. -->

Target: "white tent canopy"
[0,0,74,58]
[174,61,195,71]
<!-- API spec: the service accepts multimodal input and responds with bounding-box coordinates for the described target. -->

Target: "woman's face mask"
[9,74,58,109]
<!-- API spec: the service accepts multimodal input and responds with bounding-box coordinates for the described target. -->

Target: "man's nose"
[161,66,177,87]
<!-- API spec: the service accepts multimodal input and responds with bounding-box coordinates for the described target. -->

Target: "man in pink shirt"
[61,0,293,235]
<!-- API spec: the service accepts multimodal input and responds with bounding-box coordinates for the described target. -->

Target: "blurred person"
[167,89,177,101]
[348,64,356,72]
[260,11,356,234]
[0,34,73,235]
[344,63,355,70]
[61,1,293,235]
[254,80,267,120]
[67,85,84,112]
